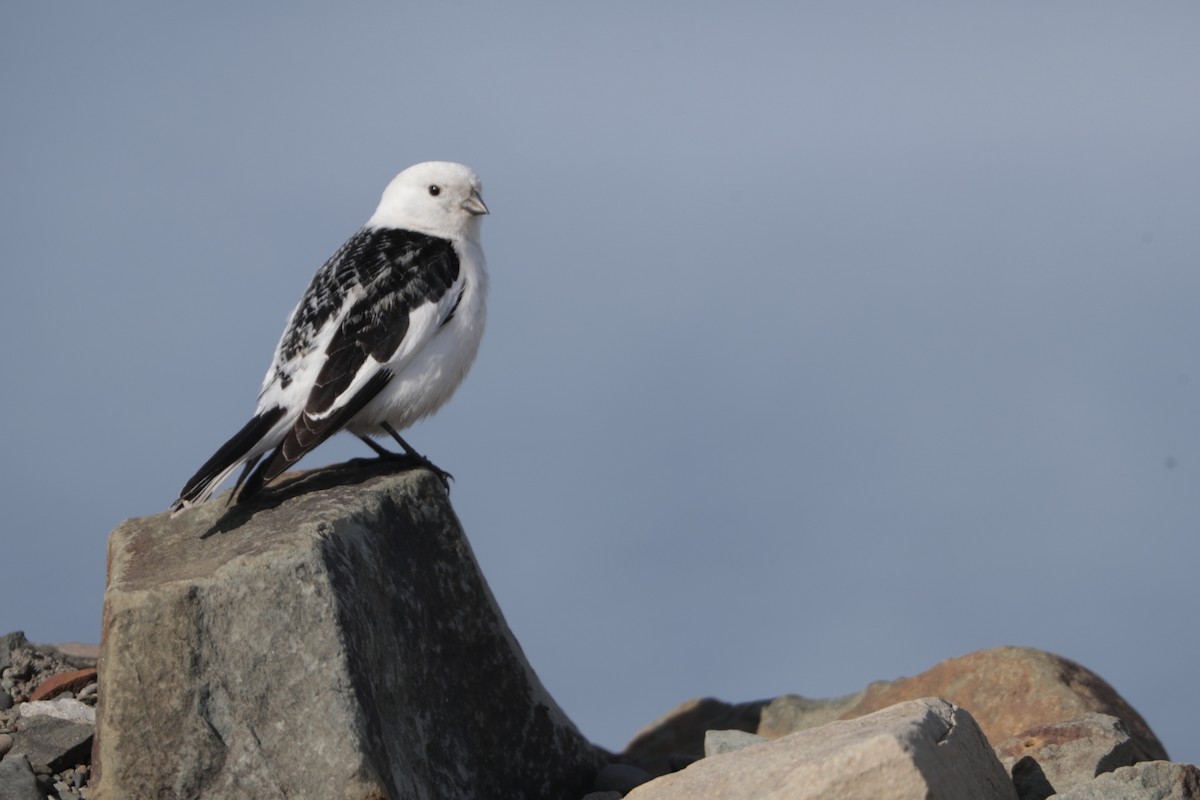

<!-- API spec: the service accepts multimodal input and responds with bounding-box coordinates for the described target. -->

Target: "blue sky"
[3,2,1199,762]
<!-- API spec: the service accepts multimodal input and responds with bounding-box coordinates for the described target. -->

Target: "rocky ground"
[585,646,1197,800]
[0,632,98,800]
[3,626,1198,799]
[5,468,1195,799]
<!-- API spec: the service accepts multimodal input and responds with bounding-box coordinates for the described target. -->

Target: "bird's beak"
[462,189,489,216]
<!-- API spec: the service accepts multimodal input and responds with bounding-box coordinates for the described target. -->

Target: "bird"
[170,161,489,514]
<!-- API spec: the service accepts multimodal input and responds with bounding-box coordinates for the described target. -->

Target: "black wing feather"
[175,406,286,506]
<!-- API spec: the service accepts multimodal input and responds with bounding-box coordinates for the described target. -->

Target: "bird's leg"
[380,421,454,488]
[355,434,396,458]
[229,455,264,505]
[356,431,450,488]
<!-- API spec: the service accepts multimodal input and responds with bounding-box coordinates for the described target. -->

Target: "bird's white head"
[367,161,488,242]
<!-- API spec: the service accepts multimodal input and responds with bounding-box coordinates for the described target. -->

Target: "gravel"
[0,635,97,800]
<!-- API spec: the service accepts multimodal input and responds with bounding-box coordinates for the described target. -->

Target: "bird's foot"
[408,452,454,489]
[386,450,453,490]
[356,433,453,489]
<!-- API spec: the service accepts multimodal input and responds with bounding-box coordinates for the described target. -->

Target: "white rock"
[626,697,1018,800]
[18,698,95,725]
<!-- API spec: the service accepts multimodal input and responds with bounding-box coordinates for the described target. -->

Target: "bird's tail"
[170,406,286,515]
[234,369,395,504]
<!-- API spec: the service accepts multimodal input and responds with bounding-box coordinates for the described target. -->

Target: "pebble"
[0,687,12,709]
[19,698,96,724]
[0,731,13,757]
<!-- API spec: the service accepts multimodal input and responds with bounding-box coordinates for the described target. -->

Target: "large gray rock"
[94,460,604,800]
[1049,761,1200,799]
[996,713,1139,800]
[625,698,1018,800]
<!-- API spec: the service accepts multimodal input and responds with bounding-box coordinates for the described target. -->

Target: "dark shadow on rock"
[201,456,436,538]
[621,697,766,777]
[1094,718,1138,777]
[1011,755,1056,800]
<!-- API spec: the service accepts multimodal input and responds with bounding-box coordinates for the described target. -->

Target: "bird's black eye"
[428,185,441,197]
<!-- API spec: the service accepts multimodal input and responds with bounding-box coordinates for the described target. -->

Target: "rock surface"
[996,713,1139,800]
[1050,761,1200,799]
[703,730,768,758]
[0,635,30,675]
[629,647,1167,775]
[755,691,864,738]
[0,631,1188,800]
[94,461,604,800]
[0,635,99,798]
[4,463,1192,799]
[591,763,653,794]
[19,699,95,726]
[621,697,765,766]
[0,754,42,800]
[7,715,93,774]
[625,697,1017,800]
[1,643,82,708]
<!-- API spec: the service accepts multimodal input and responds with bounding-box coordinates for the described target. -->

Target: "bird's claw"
[371,448,453,490]
[407,451,453,488]
[428,463,454,489]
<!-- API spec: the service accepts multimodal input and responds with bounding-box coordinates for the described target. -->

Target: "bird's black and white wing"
[234,227,465,500]
[173,227,464,510]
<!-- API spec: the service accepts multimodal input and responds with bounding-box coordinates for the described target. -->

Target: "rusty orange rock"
[752,646,1166,766]
[29,668,98,702]
[825,647,1165,762]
